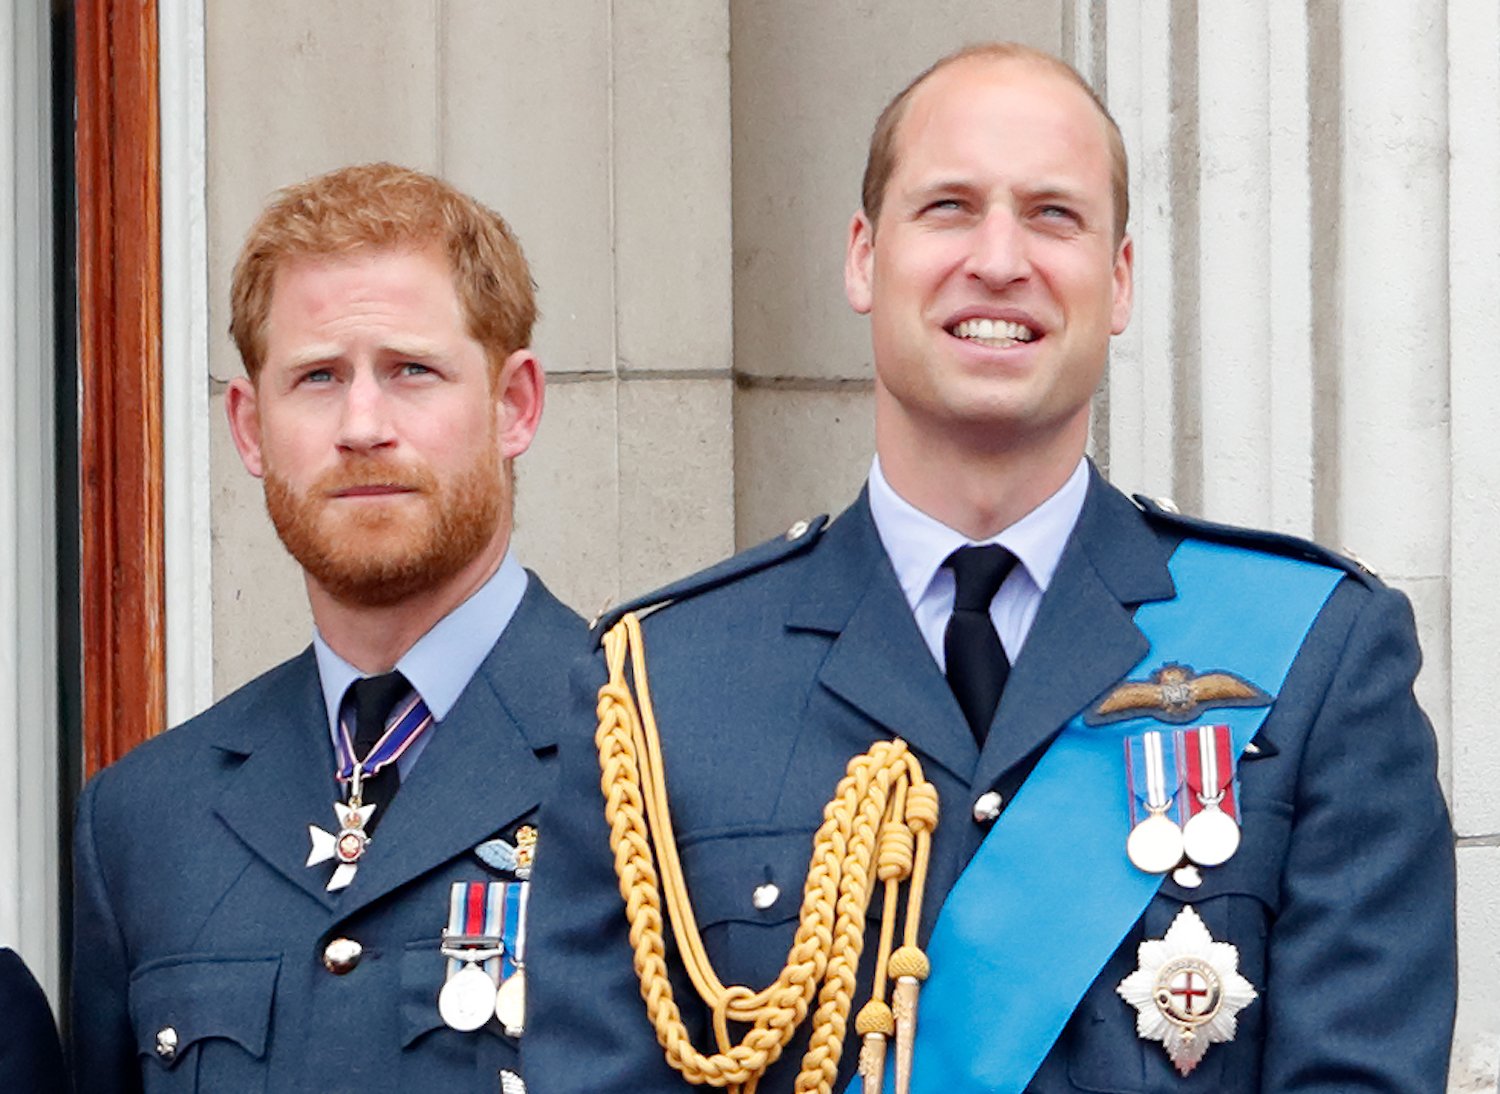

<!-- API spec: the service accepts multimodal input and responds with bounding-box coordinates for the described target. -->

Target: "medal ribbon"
[336,691,434,781]
[851,538,1344,1094]
[1125,730,1183,827]
[445,880,507,983]
[501,881,528,979]
[1183,724,1238,819]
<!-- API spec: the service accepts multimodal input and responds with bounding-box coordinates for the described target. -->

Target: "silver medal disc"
[1182,805,1241,867]
[1127,812,1185,874]
[495,968,526,1037]
[438,962,497,1032]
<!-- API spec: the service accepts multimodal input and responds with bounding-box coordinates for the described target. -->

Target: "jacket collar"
[785,468,1177,785]
[210,577,582,915]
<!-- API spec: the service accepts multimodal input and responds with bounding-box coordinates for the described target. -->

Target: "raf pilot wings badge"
[1085,662,1271,726]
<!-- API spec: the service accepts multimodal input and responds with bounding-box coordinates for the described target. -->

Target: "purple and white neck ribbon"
[336,690,433,782]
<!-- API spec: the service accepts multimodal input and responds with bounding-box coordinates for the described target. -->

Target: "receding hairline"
[862,44,1130,243]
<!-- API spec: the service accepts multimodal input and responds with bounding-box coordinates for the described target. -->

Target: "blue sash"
[851,539,1342,1094]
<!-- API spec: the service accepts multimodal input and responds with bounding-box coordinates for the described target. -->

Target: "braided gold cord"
[596,614,938,1093]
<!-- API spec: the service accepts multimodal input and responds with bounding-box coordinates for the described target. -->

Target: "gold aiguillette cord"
[595,614,938,1094]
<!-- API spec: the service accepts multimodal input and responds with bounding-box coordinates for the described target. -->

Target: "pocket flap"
[1158,803,1290,910]
[677,828,818,927]
[129,954,280,1067]
[400,939,449,1048]
[400,938,519,1048]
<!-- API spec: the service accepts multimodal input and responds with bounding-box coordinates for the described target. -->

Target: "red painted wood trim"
[76,0,166,776]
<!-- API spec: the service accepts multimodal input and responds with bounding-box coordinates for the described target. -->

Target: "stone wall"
[198,3,1499,1085]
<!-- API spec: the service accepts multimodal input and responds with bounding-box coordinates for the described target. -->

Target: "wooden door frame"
[75,0,165,776]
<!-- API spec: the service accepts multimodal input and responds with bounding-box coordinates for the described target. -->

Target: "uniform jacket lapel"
[338,578,576,921]
[788,493,979,783]
[973,470,1177,792]
[787,473,1179,794]
[211,649,342,912]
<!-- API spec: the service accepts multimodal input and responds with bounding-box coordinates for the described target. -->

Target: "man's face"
[846,57,1133,459]
[227,246,528,607]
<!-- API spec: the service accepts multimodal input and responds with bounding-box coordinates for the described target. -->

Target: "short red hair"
[230,162,537,381]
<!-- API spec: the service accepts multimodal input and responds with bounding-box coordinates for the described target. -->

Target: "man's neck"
[307,538,509,674]
[875,412,1088,540]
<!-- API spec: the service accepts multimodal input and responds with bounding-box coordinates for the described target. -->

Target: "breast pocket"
[676,828,827,995]
[1064,802,1291,1094]
[129,953,279,1094]
[397,938,520,1084]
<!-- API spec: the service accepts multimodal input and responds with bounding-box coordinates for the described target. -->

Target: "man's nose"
[965,208,1030,288]
[337,370,396,451]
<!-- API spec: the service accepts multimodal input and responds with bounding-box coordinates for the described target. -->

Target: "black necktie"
[348,671,411,831]
[943,545,1017,744]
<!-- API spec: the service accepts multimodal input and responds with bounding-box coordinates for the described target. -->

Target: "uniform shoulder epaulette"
[591,514,830,637]
[1132,495,1381,585]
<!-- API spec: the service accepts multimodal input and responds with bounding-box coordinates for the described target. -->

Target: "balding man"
[526,44,1455,1093]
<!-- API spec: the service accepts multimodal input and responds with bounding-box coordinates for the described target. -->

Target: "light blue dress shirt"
[867,456,1088,671]
[312,550,529,777]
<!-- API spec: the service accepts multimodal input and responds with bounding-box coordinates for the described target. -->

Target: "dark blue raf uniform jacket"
[526,472,1456,1093]
[0,947,66,1093]
[71,577,583,1094]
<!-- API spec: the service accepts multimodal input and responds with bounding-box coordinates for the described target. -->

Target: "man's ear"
[844,210,876,315]
[1110,234,1134,336]
[226,377,265,478]
[494,349,544,460]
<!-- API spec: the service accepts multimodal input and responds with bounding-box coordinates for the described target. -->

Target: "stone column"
[1447,0,1500,1084]
[0,0,59,996]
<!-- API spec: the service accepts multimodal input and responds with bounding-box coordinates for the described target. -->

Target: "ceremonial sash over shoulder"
[851,538,1343,1094]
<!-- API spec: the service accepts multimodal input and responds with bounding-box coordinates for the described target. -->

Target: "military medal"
[1117,906,1257,1075]
[473,827,535,1036]
[306,690,433,891]
[1125,731,1185,874]
[495,878,529,1036]
[439,962,500,1032]
[305,767,377,892]
[439,881,508,1032]
[495,968,525,1036]
[1181,724,1241,867]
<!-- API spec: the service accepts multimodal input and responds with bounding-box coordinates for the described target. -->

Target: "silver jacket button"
[786,519,810,541]
[322,937,363,975]
[972,791,1004,823]
[752,882,780,910]
[155,1026,178,1061]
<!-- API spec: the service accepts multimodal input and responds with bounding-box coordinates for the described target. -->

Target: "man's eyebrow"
[283,340,449,370]
[1020,182,1094,206]
[383,340,446,361]
[908,177,980,198]
[284,344,341,370]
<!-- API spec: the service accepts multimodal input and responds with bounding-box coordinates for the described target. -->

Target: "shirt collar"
[313,551,530,738]
[867,454,1089,607]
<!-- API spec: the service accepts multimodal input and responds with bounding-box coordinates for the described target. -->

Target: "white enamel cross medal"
[306,767,377,891]
[1117,906,1257,1075]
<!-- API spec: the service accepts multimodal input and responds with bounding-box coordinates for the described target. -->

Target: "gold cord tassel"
[596,614,940,1092]
[855,1000,893,1092]
[887,947,930,1094]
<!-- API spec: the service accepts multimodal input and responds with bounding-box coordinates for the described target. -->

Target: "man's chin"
[307,556,450,609]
